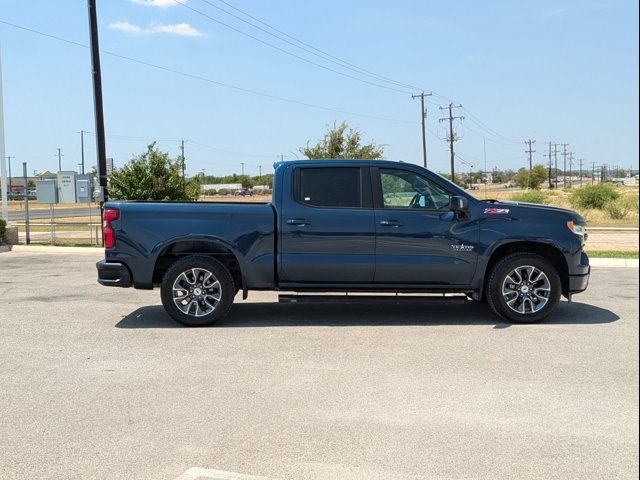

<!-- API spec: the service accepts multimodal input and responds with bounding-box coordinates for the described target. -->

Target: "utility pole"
[258,164,262,177]
[179,139,186,177]
[591,162,597,184]
[578,158,584,186]
[55,148,64,172]
[439,103,464,182]
[525,139,536,188]
[87,0,108,206]
[553,143,559,189]
[0,44,7,223]
[79,130,85,174]
[567,152,575,188]
[240,162,245,176]
[22,162,30,244]
[560,143,569,188]
[7,155,13,192]
[412,92,432,168]
[546,142,553,189]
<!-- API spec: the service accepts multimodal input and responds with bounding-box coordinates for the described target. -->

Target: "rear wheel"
[486,253,561,323]
[160,256,235,327]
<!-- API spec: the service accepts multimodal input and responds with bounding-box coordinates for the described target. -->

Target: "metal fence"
[13,221,103,246]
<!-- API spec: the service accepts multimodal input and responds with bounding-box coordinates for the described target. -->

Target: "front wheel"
[160,256,235,327]
[486,253,561,323]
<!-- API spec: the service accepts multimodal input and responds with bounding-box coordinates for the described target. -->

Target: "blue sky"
[0,0,638,177]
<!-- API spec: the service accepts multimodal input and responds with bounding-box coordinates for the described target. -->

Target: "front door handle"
[286,218,311,227]
[379,219,403,227]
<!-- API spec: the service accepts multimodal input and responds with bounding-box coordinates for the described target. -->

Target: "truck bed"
[104,201,276,290]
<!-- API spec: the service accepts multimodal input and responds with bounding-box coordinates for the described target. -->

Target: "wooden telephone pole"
[411,92,432,168]
[439,103,464,182]
[525,139,536,188]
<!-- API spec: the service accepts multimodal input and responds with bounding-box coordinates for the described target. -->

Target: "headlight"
[567,221,586,236]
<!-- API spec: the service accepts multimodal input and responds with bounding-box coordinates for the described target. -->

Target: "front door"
[279,165,375,284]
[372,167,478,285]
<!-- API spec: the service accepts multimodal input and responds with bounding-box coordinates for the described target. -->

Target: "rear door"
[279,165,375,284]
[372,167,478,285]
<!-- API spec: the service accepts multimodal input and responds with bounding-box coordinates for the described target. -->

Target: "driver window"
[380,168,451,209]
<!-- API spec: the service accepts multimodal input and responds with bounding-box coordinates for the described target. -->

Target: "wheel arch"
[152,237,245,296]
[480,240,569,298]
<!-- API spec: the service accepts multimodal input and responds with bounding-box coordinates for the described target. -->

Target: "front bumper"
[568,251,590,294]
[97,260,132,288]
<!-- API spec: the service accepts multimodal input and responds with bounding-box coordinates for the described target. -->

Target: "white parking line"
[174,467,274,480]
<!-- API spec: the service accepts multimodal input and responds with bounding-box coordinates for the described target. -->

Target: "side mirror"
[451,195,469,213]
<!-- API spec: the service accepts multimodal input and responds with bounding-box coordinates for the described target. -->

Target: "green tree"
[109,143,200,201]
[514,165,548,189]
[301,121,385,159]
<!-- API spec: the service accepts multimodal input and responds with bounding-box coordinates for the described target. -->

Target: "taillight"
[103,208,119,249]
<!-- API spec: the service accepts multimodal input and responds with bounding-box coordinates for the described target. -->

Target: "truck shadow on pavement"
[116,300,619,329]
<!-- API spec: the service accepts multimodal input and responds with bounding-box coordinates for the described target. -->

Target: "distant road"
[3,207,94,221]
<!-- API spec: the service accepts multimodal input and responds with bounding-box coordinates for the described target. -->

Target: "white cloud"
[108,21,143,34]
[108,21,202,37]
[148,22,202,37]
[131,0,182,8]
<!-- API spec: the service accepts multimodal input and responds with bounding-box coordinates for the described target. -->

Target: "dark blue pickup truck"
[97,160,590,326]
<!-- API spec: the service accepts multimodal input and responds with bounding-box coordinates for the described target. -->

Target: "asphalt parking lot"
[0,251,638,480]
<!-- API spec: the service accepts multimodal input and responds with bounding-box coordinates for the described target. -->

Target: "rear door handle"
[379,219,403,227]
[286,218,311,227]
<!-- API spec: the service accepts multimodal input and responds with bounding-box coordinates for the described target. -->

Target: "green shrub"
[619,195,639,212]
[0,218,6,244]
[569,183,620,210]
[510,190,550,205]
[604,199,629,219]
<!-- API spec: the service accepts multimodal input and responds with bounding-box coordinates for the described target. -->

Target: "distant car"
[468,185,479,191]
[234,188,253,196]
[504,183,514,189]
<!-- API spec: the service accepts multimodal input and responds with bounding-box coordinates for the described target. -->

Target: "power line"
[0,19,416,125]
[193,0,422,92]
[171,0,411,94]
[187,139,276,158]
[462,108,521,144]
[2,17,552,165]
[462,122,522,146]
[189,1,527,148]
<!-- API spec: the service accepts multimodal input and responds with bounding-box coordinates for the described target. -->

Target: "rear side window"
[298,167,361,208]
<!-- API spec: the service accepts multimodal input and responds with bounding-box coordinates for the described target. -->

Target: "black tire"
[486,253,561,323]
[160,255,235,327]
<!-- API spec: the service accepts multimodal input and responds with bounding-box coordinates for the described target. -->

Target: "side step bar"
[278,294,469,304]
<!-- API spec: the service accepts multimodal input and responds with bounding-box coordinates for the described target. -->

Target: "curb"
[589,258,639,268]
[9,245,104,254]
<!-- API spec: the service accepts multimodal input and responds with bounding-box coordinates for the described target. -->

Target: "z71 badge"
[484,208,510,215]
